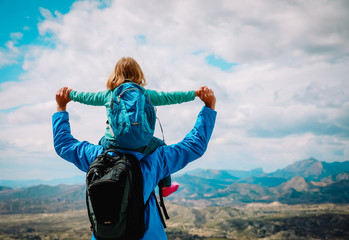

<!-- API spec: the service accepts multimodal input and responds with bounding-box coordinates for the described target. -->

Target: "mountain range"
[168,158,349,207]
[1,158,349,213]
[0,175,85,188]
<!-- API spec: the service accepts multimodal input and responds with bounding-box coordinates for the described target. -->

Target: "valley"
[1,158,349,239]
[0,203,348,240]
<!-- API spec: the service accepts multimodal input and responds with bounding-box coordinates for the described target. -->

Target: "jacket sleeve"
[52,111,103,172]
[69,90,110,106]
[148,106,217,184]
[146,89,195,106]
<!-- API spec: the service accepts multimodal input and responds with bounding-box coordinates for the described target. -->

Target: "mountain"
[268,158,323,179]
[267,158,349,181]
[185,168,264,179]
[280,176,311,192]
[0,186,11,191]
[181,158,349,189]
[1,158,349,213]
[237,176,287,187]
[168,158,349,207]
[0,184,85,214]
[322,161,349,178]
[0,175,85,188]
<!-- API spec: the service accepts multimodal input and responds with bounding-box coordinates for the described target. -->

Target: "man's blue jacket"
[52,106,216,239]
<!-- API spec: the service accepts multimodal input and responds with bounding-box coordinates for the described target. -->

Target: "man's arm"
[147,87,217,185]
[53,87,103,172]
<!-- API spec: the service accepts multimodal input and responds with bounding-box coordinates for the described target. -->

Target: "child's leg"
[159,175,172,188]
[99,136,118,150]
[98,136,108,149]
[142,136,166,154]
[161,177,179,197]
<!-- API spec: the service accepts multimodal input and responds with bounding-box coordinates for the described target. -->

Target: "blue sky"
[0,0,73,45]
[0,0,348,180]
[0,0,76,83]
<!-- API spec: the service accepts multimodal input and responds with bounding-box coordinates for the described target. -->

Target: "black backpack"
[86,149,145,240]
[86,149,168,240]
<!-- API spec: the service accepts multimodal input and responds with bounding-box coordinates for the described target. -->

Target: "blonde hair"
[106,57,147,90]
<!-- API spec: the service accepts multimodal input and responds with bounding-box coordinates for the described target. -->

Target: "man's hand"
[197,86,216,110]
[195,86,205,97]
[56,87,72,112]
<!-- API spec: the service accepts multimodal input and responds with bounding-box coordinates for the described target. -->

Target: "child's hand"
[198,86,216,110]
[56,87,72,111]
[66,87,73,99]
[195,86,205,97]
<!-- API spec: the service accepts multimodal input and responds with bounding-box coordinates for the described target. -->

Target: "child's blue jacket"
[52,106,216,240]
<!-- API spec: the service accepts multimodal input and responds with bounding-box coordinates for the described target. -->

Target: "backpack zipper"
[118,88,151,103]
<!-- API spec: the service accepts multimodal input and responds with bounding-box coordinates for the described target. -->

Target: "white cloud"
[0,30,25,67]
[0,0,349,179]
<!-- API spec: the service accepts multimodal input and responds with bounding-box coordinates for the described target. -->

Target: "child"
[67,57,202,197]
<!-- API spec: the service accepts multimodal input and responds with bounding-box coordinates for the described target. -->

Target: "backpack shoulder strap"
[150,191,167,229]
[158,187,170,220]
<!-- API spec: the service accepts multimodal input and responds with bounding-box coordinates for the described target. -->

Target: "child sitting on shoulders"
[66,57,203,197]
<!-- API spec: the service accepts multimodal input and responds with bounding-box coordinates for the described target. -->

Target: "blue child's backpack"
[109,82,156,150]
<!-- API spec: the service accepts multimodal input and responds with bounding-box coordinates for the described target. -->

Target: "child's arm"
[146,87,202,106]
[68,89,111,106]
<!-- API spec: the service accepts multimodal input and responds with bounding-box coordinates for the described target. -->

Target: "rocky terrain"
[0,203,348,239]
[1,158,349,239]
[168,158,349,207]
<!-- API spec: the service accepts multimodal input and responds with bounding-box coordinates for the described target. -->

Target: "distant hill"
[0,175,85,188]
[269,158,323,179]
[169,158,349,207]
[186,168,264,179]
[1,158,349,213]
[0,184,85,214]
[267,158,349,180]
[0,186,11,191]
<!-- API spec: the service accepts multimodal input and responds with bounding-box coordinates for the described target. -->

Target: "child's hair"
[106,57,147,90]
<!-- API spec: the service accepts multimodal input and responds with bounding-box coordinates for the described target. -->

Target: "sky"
[0,0,348,181]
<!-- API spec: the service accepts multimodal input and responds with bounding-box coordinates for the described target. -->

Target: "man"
[52,86,216,239]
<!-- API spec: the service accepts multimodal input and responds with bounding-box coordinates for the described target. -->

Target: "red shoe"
[162,181,179,197]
